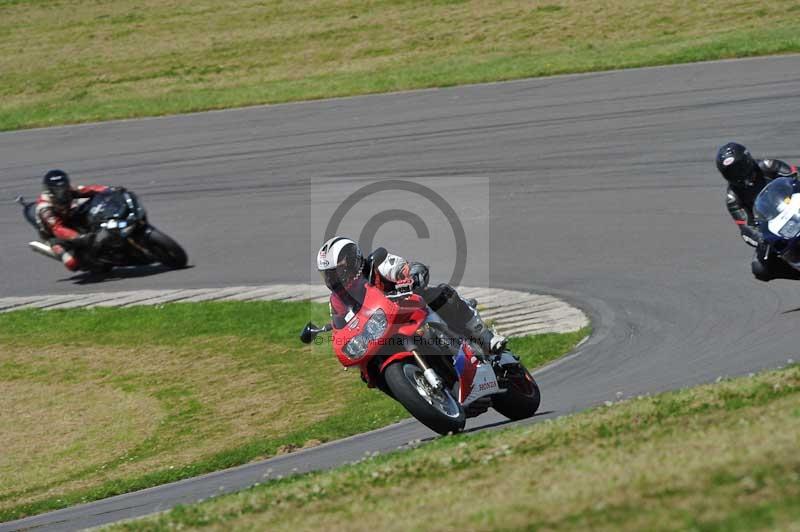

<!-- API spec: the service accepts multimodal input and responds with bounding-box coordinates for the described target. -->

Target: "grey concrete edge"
[0,284,589,337]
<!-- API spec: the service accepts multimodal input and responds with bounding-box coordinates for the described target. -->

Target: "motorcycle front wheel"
[141,227,188,269]
[384,360,465,435]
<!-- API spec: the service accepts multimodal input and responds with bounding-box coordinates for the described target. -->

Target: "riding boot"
[464,308,507,354]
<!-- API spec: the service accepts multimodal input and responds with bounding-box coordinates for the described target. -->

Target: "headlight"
[344,335,369,359]
[779,216,800,239]
[342,310,388,360]
[363,309,387,340]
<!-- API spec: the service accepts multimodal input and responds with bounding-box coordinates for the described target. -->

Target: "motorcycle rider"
[317,236,508,354]
[35,169,110,271]
[716,142,799,281]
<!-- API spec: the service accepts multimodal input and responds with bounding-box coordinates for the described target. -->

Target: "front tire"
[384,360,465,435]
[143,228,187,269]
[493,363,541,420]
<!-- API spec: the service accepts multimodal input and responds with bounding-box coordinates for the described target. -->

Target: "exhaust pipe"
[29,241,60,261]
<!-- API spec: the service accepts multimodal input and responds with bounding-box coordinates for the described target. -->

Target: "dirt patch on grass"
[0,342,341,512]
[0,381,162,497]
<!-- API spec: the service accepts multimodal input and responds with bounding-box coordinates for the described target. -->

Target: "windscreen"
[753,178,800,240]
[83,191,130,227]
[754,178,797,221]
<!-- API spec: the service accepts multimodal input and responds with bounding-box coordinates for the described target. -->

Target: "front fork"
[125,224,154,256]
[412,350,445,390]
[762,242,771,262]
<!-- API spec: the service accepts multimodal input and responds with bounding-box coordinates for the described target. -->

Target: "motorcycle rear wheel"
[384,360,465,435]
[492,363,541,420]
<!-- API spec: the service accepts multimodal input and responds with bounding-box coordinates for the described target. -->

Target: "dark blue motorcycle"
[753,177,800,271]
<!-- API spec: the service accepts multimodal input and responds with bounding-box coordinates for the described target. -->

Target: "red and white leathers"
[35,185,109,271]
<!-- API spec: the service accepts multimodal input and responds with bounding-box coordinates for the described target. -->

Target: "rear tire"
[384,360,465,435]
[493,364,541,420]
[144,228,187,269]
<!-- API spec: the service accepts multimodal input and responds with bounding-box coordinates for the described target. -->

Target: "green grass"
[107,364,800,532]
[0,301,586,522]
[1,0,800,131]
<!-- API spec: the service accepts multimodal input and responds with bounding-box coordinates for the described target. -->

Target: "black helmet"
[317,236,363,292]
[716,142,757,186]
[42,169,72,206]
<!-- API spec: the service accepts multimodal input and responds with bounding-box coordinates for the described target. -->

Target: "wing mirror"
[367,247,388,285]
[300,322,332,344]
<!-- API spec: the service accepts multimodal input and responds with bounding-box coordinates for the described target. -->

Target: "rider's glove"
[489,333,508,354]
[409,263,429,289]
[740,225,762,248]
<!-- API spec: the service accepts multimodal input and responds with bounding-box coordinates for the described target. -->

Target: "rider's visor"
[321,268,342,292]
[321,258,359,292]
[51,185,72,205]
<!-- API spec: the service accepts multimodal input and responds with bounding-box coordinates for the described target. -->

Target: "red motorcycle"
[301,249,541,435]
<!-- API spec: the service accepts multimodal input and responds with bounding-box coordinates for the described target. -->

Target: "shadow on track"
[60,264,194,285]
[463,410,556,434]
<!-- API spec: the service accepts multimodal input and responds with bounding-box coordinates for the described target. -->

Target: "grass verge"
[108,364,800,532]
[2,1,800,131]
[0,300,587,522]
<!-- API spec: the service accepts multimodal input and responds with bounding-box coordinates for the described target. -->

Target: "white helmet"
[317,236,363,291]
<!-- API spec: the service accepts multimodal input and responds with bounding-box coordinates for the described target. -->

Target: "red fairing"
[378,351,416,373]
[395,297,428,337]
[331,285,428,384]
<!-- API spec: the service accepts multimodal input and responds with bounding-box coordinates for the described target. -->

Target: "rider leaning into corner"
[317,236,507,354]
[35,169,110,271]
[716,142,799,281]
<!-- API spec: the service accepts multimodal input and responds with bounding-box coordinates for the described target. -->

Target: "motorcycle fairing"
[767,193,800,238]
[333,285,428,367]
[378,351,416,373]
[454,342,499,405]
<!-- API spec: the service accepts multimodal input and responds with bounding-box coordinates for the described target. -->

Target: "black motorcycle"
[18,188,187,273]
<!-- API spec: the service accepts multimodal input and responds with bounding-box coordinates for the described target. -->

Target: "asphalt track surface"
[2,54,800,530]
